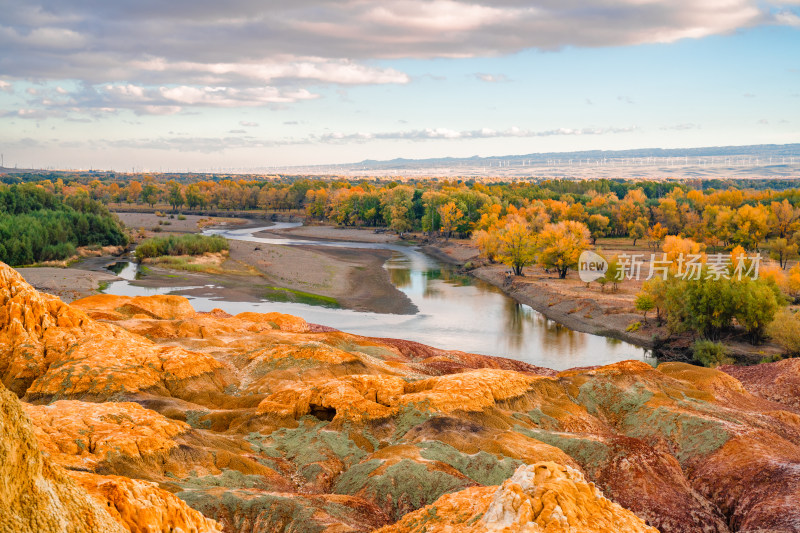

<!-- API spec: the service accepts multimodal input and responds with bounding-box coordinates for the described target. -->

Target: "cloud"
[0,0,796,120]
[240,120,259,127]
[9,83,319,117]
[342,123,633,142]
[475,73,509,83]
[0,80,11,93]
[0,1,794,84]
[91,124,637,154]
[660,123,700,131]
[311,125,638,143]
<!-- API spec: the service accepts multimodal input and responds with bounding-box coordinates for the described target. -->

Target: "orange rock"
[400,369,547,414]
[69,471,222,533]
[6,261,800,533]
[376,462,659,532]
[72,294,197,320]
[0,381,125,532]
[0,263,231,402]
[24,400,190,471]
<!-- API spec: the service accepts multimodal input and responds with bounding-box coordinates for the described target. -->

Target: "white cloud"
[475,73,509,83]
[1,1,794,83]
[313,125,638,143]
[0,0,796,120]
[95,124,638,153]
[12,83,320,117]
[129,57,410,86]
[660,123,700,131]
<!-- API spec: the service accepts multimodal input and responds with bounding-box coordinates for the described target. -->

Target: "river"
[102,223,654,370]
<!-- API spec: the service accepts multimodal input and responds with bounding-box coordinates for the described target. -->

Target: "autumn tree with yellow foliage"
[494,216,537,276]
[536,220,590,279]
[438,201,463,240]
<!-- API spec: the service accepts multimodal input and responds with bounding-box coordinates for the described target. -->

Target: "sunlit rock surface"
[377,462,658,532]
[2,261,800,532]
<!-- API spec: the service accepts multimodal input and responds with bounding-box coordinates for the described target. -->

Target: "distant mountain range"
[354,143,800,167]
[272,143,800,179]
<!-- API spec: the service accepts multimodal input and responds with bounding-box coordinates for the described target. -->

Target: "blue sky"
[0,1,798,171]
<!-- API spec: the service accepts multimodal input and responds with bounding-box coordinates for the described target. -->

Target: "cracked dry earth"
[0,260,799,533]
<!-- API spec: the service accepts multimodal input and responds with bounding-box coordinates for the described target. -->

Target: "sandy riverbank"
[15,267,120,303]
[254,224,399,243]
[115,212,250,233]
[112,215,414,314]
[470,265,653,347]
[425,238,783,363]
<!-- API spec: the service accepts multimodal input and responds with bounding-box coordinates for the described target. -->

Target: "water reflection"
[99,224,655,370]
[387,262,412,288]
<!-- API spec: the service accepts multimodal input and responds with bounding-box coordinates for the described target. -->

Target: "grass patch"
[135,234,228,260]
[150,256,223,274]
[263,286,339,308]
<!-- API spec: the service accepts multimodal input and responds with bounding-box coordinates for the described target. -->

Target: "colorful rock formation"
[377,462,658,532]
[2,261,800,533]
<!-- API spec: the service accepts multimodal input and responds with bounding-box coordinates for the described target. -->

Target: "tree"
[587,214,609,245]
[767,308,800,355]
[438,201,463,240]
[184,184,205,209]
[769,237,798,269]
[734,278,782,345]
[662,273,781,344]
[536,220,590,279]
[474,229,500,263]
[141,183,159,208]
[495,216,537,276]
[599,255,622,292]
[167,180,184,211]
[635,293,655,323]
[126,181,142,204]
[662,235,705,272]
[663,274,737,341]
[770,199,798,238]
[732,204,769,250]
[646,223,668,251]
[628,217,648,246]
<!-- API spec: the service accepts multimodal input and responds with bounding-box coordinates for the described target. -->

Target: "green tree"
[635,293,655,323]
[184,184,204,209]
[141,183,159,208]
[734,278,782,344]
[167,180,184,211]
[587,214,609,245]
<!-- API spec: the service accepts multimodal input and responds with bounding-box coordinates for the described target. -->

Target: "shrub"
[178,214,187,220]
[692,340,733,368]
[767,308,800,355]
[626,321,641,332]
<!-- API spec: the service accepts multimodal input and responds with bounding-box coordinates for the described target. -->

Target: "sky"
[0,0,799,172]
